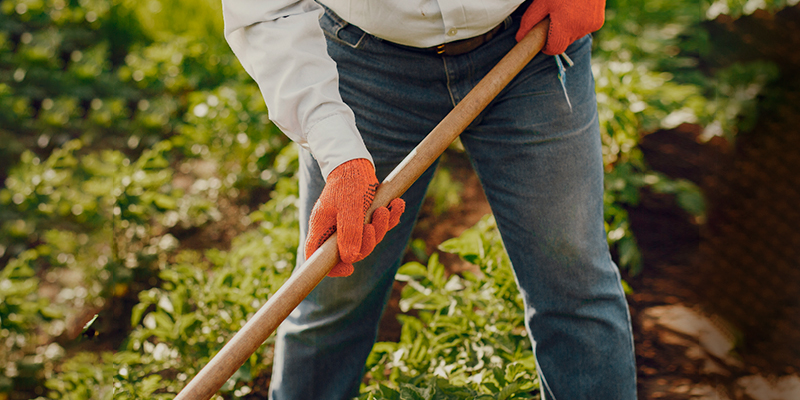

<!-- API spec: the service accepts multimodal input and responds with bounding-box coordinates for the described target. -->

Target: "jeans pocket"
[319,7,368,49]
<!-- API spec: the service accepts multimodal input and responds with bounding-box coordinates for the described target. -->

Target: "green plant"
[0,250,63,396]
[703,0,800,19]
[424,162,463,217]
[40,152,299,399]
[43,352,114,400]
[362,368,536,400]
[0,138,217,304]
[362,215,538,399]
[0,1,289,396]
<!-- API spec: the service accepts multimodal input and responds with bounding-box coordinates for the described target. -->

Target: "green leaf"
[178,314,200,336]
[131,305,151,326]
[153,193,178,210]
[503,362,527,383]
[439,229,484,261]
[377,384,401,400]
[138,375,162,396]
[397,383,430,400]
[492,367,506,387]
[676,187,706,217]
[151,311,175,333]
[496,381,523,400]
[427,253,446,288]
[617,236,642,274]
[397,262,428,280]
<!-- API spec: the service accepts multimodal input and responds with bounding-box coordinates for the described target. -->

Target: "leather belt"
[422,22,506,56]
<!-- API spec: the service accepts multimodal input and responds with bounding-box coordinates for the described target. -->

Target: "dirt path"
[630,119,800,399]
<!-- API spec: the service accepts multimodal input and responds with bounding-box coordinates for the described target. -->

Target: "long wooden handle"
[175,19,549,400]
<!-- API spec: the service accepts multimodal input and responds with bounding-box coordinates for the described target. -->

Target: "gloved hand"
[305,158,405,277]
[516,0,606,56]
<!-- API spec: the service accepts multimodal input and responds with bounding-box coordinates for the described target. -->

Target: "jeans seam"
[442,57,458,107]
[536,357,558,400]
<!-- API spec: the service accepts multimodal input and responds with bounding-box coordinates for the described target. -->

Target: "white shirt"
[222,0,526,178]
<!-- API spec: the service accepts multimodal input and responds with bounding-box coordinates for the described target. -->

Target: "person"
[221,0,637,398]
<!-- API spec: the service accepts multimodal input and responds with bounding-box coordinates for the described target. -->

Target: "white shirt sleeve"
[222,0,373,179]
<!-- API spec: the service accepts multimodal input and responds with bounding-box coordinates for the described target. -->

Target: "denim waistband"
[320,1,531,55]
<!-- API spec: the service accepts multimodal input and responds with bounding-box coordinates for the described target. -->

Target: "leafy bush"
[0,0,291,396]
[0,0,251,180]
[361,216,538,399]
[40,197,535,400]
[40,151,299,399]
[0,250,63,395]
[43,352,114,400]
[0,136,211,396]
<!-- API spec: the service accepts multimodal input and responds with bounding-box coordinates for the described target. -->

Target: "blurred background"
[1,0,798,399]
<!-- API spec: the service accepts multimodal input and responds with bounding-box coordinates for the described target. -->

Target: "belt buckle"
[436,44,446,55]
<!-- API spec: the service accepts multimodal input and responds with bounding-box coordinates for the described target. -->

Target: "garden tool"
[175,19,550,400]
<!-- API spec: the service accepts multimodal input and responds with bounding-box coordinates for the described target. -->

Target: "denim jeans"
[268,7,637,400]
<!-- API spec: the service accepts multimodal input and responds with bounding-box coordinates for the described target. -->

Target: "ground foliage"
[0,0,792,398]
[361,216,537,399]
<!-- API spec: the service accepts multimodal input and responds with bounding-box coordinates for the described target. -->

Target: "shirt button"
[447,27,458,36]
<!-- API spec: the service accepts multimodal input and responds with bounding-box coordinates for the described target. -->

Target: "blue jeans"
[269,8,637,400]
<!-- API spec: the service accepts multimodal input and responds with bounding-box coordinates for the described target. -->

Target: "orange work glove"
[305,158,405,277]
[516,0,606,56]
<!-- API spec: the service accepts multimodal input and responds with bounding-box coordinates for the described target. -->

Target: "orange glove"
[516,0,606,56]
[305,158,405,277]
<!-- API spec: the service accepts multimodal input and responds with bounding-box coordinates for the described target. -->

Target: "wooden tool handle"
[175,19,549,400]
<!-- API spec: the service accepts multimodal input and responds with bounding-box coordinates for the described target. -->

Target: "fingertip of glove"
[542,45,564,56]
[328,262,354,277]
[388,198,406,213]
[515,29,526,43]
[371,206,390,224]
[543,41,568,56]
[387,198,405,227]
